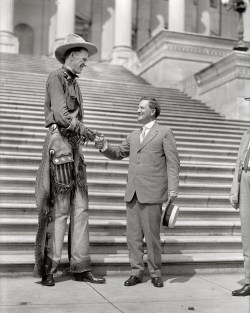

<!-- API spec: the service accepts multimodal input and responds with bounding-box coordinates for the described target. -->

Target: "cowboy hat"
[55,34,98,64]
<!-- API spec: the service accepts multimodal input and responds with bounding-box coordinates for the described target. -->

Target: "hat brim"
[161,202,179,228]
[55,42,98,64]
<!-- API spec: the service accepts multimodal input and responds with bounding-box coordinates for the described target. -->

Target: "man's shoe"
[151,277,164,288]
[74,271,106,284]
[124,275,142,286]
[232,284,250,296]
[41,274,55,287]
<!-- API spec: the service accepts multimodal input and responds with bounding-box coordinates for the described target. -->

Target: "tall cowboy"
[33,34,105,286]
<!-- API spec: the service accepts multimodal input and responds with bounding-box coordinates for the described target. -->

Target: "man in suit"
[230,129,250,296]
[95,97,180,287]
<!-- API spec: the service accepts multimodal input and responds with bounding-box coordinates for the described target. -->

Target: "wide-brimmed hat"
[55,34,98,64]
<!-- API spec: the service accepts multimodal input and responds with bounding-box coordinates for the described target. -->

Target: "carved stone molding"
[195,51,250,94]
[136,30,239,81]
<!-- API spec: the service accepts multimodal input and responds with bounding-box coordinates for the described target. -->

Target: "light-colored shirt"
[140,120,155,143]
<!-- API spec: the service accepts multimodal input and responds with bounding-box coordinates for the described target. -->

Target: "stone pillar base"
[111,46,133,65]
[0,31,19,53]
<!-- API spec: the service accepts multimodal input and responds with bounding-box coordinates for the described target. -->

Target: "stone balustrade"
[181,51,250,121]
[136,30,238,87]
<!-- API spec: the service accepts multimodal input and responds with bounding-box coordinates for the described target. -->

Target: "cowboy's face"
[137,100,155,125]
[70,49,88,74]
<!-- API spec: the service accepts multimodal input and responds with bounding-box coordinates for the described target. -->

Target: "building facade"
[1,0,250,63]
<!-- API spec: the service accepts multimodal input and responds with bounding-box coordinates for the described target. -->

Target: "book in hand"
[161,199,179,228]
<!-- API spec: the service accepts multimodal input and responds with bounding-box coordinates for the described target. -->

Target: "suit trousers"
[46,185,92,274]
[239,172,250,284]
[126,194,162,278]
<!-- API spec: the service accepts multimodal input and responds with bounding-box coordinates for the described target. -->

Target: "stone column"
[196,0,210,35]
[53,0,75,52]
[112,0,132,65]
[90,0,103,61]
[168,0,185,32]
[0,0,19,53]
[137,0,150,48]
[101,0,115,62]
[243,5,250,42]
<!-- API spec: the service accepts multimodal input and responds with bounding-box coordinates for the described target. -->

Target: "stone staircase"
[0,53,248,276]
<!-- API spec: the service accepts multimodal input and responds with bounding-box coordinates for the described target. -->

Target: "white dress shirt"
[140,120,155,143]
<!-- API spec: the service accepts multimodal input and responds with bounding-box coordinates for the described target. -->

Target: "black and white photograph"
[0,0,250,312]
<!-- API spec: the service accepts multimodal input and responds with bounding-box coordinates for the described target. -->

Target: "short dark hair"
[140,96,161,119]
[64,47,88,63]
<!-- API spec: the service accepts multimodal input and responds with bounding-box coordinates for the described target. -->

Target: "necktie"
[140,127,147,143]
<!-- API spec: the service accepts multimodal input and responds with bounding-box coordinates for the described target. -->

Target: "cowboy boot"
[41,256,55,287]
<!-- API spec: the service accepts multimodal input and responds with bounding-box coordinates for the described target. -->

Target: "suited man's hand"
[94,134,106,150]
[168,191,178,201]
[229,194,239,210]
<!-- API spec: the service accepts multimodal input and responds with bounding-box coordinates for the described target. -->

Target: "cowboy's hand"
[168,191,178,201]
[94,134,106,150]
[229,194,239,210]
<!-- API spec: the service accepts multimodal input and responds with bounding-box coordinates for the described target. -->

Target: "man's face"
[70,49,88,74]
[137,100,155,124]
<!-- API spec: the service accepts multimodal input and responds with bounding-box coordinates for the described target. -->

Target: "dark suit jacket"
[102,122,180,204]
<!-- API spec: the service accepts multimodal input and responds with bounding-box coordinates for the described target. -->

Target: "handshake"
[94,134,106,150]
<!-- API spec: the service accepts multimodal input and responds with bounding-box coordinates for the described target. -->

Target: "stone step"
[0,81,193,98]
[0,98,217,115]
[0,155,236,174]
[0,120,246,142]
[0,127,240,149]
[0,86,211,104]
[0,176,232,195]
[0,70,193,94]
[0,186,232,207]
[0,55,246,277]
[0,235,242,255]
[0,149,237,164]
[0,202,239,221]
[0,172,231,190]
[0,127,245,147]
[0,105,221,121]
[0,143,238,163]
[0,135,240,152]
[0,123,242,144]
[0,62,149,84]
[0,165,234,184]
[0,114,247,132]
[0,252,244,275]
[0,217,241,236]
[0,111,227,127]
[0,121,245,138]
[0,94,211,110]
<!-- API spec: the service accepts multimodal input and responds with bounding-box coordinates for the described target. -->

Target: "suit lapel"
[133,129,141,150]
[138,122,159,151]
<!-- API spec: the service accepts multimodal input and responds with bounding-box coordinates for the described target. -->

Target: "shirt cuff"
[100,141,108,152]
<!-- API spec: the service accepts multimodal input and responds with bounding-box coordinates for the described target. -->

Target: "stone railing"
[183,51,250,121]
[135,30,237,87]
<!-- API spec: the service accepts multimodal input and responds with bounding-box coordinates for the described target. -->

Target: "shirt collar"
[143,120,155,130]
[62,66,79,79]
